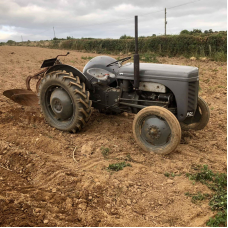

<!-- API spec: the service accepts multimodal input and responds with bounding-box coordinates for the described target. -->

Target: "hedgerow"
[59,34,226,59]
[12,33,227,61]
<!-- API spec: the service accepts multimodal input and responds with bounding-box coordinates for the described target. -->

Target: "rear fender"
[45,64,91,89]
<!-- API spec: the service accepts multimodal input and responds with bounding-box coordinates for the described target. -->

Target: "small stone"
[128,181,134,186]
[214,93,220,99]
[43,220,49,224]
[34,208,41,213]
[81,141,94,156]
[113,179,120,187]
[66,198,72,210]
[127,199,131,205]
[88,196,92,200]
[52,188,57,193]
[166,179,174,184]
[122,186,127,192]
[106,204,111,208]
[78,203,87,210]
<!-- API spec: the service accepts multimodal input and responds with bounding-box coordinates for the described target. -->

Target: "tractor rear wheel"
[133,106,181,155]
[38,71,92,132]
[180,96,210,131]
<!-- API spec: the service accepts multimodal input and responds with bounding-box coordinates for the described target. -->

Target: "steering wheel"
[106,56,131,67]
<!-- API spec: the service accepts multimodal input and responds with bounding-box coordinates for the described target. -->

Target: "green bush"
[180,30,190,35]
[6,40,16,46]
[120,34,133,39]
[57,33,226,59]
[67,36,74,40]
[212,52,227,62]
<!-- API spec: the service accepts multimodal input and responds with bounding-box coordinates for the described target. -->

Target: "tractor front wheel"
[133,106,181,155]
[38,71,92,132]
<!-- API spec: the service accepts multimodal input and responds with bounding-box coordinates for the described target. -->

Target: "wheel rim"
[140,115,171,147]
[45,86,74,124]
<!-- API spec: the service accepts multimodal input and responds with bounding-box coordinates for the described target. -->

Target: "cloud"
[0,0,226,42]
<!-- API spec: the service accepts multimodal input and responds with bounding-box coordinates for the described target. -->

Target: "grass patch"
[211,52,227,62]
[185,192,211,203]
[81,56,93,60]
[125,154,133,162]
[218,85,226,89]
[186,165,227,227]
[107,161,131,172]
[164,172,181,177]
[140,53,160,63]
[101,146,110,158]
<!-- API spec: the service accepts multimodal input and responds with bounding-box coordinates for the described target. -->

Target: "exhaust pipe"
[134,15,140,90]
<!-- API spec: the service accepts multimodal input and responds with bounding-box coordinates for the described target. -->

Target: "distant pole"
[53,27,56,38]
[165,8,167,35]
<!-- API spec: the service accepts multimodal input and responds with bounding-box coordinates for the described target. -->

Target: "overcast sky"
[0,0,227,42]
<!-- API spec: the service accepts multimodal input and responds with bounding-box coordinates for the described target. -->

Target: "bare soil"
[0,46,227,227]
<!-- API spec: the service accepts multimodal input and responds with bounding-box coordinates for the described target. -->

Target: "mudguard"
[45,64,91,89]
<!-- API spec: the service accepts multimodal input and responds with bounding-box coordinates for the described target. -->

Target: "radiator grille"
[188,81,198,111]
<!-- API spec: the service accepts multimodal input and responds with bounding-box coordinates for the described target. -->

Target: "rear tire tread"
[38,70,92,132]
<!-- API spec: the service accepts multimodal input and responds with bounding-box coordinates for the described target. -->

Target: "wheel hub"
[53,99,63,112]
[141,115,171,146]
[50,88,73,120]
[148,125,161,139]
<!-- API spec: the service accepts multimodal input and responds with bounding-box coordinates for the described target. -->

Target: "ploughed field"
[0,46,226,227]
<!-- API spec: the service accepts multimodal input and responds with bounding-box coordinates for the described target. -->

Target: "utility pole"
[165,8,167,35]
[53,27,56,38]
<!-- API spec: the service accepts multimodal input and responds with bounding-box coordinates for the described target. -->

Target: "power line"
[55,0,201,30]
[168,0,201,10]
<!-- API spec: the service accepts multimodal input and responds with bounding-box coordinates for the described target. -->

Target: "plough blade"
[3,89,39,107]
